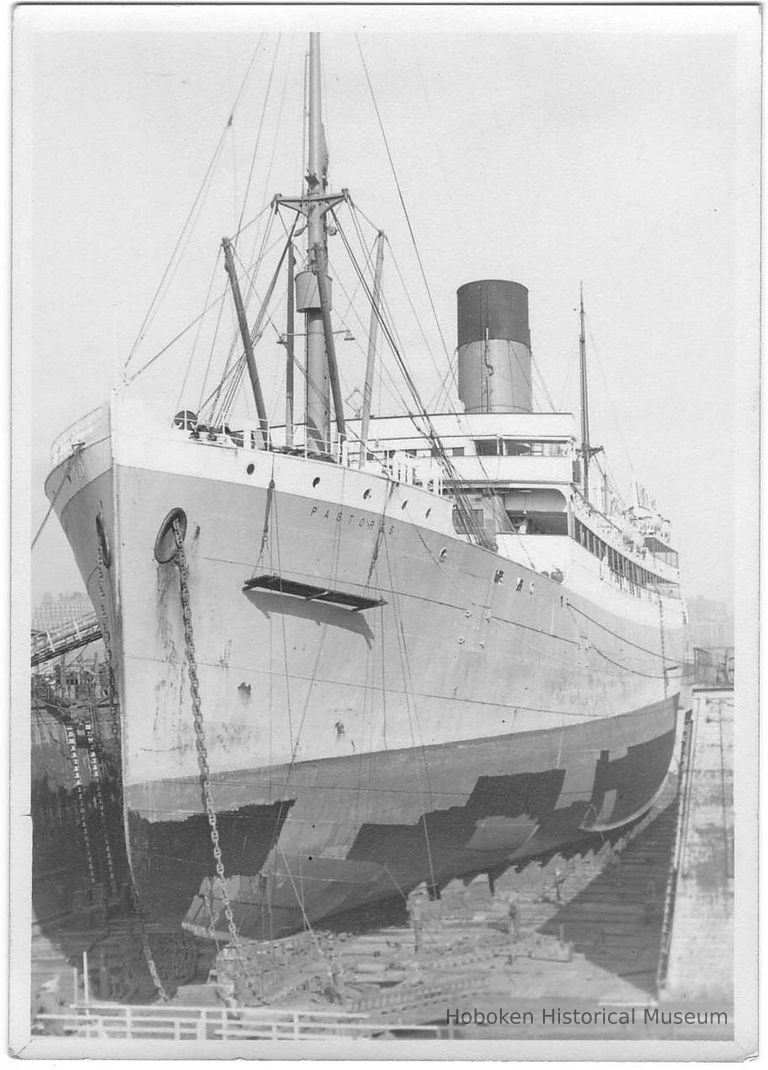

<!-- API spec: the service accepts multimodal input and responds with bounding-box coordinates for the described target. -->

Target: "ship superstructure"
[44,34,684,941]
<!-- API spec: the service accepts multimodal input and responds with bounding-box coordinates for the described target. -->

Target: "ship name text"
[309,505,395,534]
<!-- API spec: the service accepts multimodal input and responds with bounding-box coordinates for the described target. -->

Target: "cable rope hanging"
[381,533,439,893]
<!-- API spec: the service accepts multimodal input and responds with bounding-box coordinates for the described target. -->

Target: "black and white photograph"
[12,3,758,1058]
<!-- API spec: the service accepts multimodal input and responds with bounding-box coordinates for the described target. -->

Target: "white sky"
[15,5,759,611]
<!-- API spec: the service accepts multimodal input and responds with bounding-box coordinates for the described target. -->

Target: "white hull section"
[48,395,685,799]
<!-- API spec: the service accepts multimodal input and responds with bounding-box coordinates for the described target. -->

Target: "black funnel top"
[457,280,530,349]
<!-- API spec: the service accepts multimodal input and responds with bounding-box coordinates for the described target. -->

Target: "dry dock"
[30,666,735,1042]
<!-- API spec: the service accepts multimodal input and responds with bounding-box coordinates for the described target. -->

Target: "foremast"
[277,34,346,455]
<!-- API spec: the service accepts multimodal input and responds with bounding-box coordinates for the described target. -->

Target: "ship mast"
[578,283,602,504]
[579,283,590,501]
[303,35,331,453]
[293,33,346,454]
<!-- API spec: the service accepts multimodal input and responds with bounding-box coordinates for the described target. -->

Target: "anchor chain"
[171,518,243,953]
[82,717,118,898]
[96,540,121,744]
[96,536,169,1002]
[63,719,97,888]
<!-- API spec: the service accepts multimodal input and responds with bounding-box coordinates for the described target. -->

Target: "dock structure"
[31,610,102,667]
[658,688,733,1002]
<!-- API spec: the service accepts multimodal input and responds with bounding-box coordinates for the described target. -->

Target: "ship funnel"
[457,280,532,414]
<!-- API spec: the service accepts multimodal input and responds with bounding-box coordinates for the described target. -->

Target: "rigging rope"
[123,37,266,378]
[332,210,490,548]
[355,37,453,371]
[587,323,637,482]
[32,453,78,550]
[381,531,438,892]
[565,600,679,662]
[234,35,283,246]
[177,247,224,418]
[123,202,274,387]
[346,200,511,511]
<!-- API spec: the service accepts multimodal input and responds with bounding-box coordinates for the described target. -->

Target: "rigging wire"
[381,531,438,892]
[234,35,283,248]
[587,323,637,483]
[210,218,298,427]
[349,201,462,417]
[354,37,453,371]
[123,36,266,377]
[123,203,274,386]
[122,132,230,377]
[175,246,224,419]
[330,260,422,421]
[206,209,279,423]
[346,199,511,517]
[31,456,77,550]
[195,253,231,414]
[332,210,491,547]
[565,600,679,661]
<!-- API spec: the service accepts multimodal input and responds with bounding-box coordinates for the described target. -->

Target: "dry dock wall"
[661,689,733,1001]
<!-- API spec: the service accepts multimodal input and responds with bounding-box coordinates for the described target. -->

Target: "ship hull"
[127,694,677,939]
[46,397,685,941]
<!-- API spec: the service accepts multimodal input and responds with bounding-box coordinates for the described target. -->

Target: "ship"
[44,34,685,942]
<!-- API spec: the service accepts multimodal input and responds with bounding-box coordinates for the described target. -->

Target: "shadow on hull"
[126,705,678,941]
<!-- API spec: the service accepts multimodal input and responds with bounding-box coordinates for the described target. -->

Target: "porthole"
[439,547,448,562]
[401,500,408,510]
[246,463,255,475]
[154,507,187,564]
[312,477,321,488]
[363,488,372,500]
[425,508,432,518]
[95,515,111,568]
[494,569,504,584]
[515,577,524,592]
